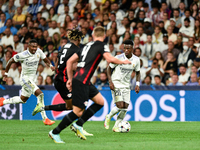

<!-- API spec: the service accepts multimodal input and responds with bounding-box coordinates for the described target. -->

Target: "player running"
[0,39,55,126]
[48,26,132,143]
[32,28,93,136]
[104,40,140,132]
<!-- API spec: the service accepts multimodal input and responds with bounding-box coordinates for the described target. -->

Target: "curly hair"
[67,27,84,41]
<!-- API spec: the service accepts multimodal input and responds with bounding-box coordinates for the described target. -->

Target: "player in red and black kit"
[48,26,131,143]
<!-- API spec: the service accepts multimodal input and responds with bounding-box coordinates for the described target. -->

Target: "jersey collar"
[123,53,133,60]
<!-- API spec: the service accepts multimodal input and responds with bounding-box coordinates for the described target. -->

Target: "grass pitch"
[0,120,200,150]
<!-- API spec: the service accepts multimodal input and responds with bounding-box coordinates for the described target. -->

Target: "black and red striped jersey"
[74,41,110,85]
[55,42,79,82]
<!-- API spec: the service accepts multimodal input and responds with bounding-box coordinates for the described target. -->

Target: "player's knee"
[116,103,123,109]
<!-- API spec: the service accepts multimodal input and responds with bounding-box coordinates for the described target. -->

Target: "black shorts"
[72,79,99,108]
[54,79,72,100]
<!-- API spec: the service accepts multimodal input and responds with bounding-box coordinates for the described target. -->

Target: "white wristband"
[136,81,140,87]
[4,72,8,76]
[50,64,53,67]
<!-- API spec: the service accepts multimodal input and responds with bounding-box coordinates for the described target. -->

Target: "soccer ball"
[118,121,131,133]
[0,104,17,119]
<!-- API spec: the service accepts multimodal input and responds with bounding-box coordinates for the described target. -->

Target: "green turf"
[0,120,200,150]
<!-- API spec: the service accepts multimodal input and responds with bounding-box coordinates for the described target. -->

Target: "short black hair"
[154,75,161,79]
[123,40,134,46]
[179,64,186,68]
[29,39,38,44]
[184,17,190,22]
[143,3,149,7]
[37,28,43,32]
[6,45,13,49]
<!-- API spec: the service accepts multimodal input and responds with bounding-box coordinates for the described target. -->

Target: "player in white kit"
[0,39,55,125]
[104,40,140,132]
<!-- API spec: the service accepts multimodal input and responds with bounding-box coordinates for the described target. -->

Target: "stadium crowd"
[0,0,200,89]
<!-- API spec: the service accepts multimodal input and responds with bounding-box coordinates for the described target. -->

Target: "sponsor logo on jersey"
[25,61,38,66]
[67,93,72,98]
[120,67,133,73]
[16,55,19,59]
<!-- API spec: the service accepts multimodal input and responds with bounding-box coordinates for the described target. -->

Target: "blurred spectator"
[7,62,19,83]
[63,15,72,29]
[48,7,58,22]
[109,33,120,51]
[117,17,130,36]
[0,19,18,35]
[158,21,167,34]
[153,51,164,69]
[13,34,23,53]
[143,18,154,35]
[172,9,182,28]
[6,77,15,85]
[0,28,14,48]
[97,57,107,74]
[57,5,69,27]
[80,28,89,46]
[178,64,190,85]
[133,36,143,52]
[6,45,17,57]
[168,74,183,86]
[35,28,46,47]
[194,19,200,41]
[186,73,198,86]
[181,9,195,28]
[111,2,125,22]
[162,41,180,62]
[0,68,6,85]
[134,47,148,68]
[191,3,199,19]
[45,75,53,85]
[119,31,133,46]
[107,13,120,30]
[146,58,164,84]
[51,50,58,67]
[18,26,34,43]
[174,34,183,51]
[19,0,29,15]
[96,72,109,88]
[163,12,170,30]
[0,12,6,28]
[166,0,180,9]
[169,18,179,34]
[38,0,52,20]
[143,35,156,60]
[12,7,26,29]
[100,0,110,14]
[167,25,177,43]
[38,17,49,31]
[108,43,116,56]
[179,2,185,17]
[139,59,147,82]
[160,2,171,19]
[52,0,60,14]
[152,26,163,44]
[36,64,47,83]
[143,75,152,86]
[128,9,136,24]
[151,4,162,27]
[44,41,55,59]
[52,32,61,49]
[155,33,169,53]
[47,20,60,37]
[4,0,16,18]
[27,0,41,20]
[0,45,4,59]
[154,75,165,86]
[166,69,175,85]
[37,75,44,85]
[135,27,147,45]
[93,8,102,23]
[57,0,69,16]
[179,18,194,42]
[58,37,68,51]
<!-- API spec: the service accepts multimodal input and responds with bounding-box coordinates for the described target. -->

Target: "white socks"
[107,106,120,119]
[114,108,127,127]
[3,96,25,104]
[37,93,47,120]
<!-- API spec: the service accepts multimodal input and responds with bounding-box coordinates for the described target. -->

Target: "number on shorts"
[114,89,121,96]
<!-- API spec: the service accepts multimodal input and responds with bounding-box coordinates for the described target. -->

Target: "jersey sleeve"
[99,44,110,55]
[135,58,140,72]
[109,55,118,68]
[38,48,46,59]
[76,49,82,59]
[13,52,27,62]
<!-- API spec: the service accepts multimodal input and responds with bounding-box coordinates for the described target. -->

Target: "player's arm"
[66,53,79,92]
[135,71,140,94]
[103,52,131,64]
[54,57,58,71]
[3,58,16,81]
[107,65,115,90]
[43,57,55,71]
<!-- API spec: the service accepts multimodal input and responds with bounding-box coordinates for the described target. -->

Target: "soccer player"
[48,26,132,143]
[104,40,140,132]
[33,28,93,136]
[0,39,55,126]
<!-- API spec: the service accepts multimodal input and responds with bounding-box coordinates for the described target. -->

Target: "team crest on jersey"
[16,55,19,59]
[84,101,88,107]
[132,64,135,67]
[67,93,72,98]
[37,55,39,58]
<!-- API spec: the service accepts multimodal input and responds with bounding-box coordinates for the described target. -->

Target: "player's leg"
[44,80,73,111]
[0,95,28,106]
[104,89,120,129]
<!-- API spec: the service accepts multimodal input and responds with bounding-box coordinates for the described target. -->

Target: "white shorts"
[20,76,39,97]
[111,88,130,104]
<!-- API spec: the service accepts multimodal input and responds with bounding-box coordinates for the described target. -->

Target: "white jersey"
[110,53,140,88]
[13,48,46,81]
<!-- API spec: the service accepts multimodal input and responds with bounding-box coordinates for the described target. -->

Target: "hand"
[66,80,72,92]
[50,66,55,71]
[135,85,140,94]
[3,75,7,82]
[109,81,115,90]
[123,60,131,64]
